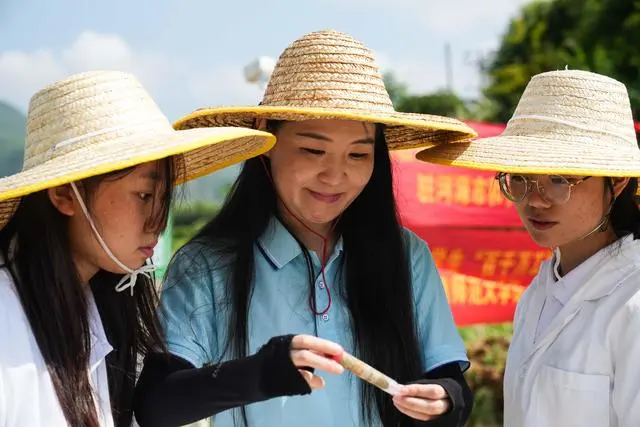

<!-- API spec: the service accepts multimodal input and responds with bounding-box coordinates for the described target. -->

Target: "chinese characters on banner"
[392,140,551,325]
[421,229,550,325]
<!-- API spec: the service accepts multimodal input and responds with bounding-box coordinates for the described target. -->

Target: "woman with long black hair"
[134,30,476,427]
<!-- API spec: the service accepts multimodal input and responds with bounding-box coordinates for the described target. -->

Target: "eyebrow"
[296,131,374,145]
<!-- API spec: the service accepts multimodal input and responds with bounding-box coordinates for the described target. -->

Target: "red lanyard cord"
[259,156,337,315]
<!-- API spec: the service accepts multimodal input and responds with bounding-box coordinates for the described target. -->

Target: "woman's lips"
[308,190,342,203]
[528,218,558,230]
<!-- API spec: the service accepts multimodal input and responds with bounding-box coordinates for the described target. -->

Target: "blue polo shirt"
[159,217,468,427]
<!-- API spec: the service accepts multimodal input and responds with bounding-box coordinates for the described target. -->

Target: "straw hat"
[174,29,477,150]
[0,70,275,230]
[416,69,640,177]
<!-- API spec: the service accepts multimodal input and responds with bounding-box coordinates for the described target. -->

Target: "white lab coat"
[0,266,114,426]
[504,236,640,427]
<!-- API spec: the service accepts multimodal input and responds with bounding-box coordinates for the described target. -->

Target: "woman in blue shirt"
[134,30,476,427]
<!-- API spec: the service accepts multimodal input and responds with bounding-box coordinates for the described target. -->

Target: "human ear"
[47,185,76,216]
[611,177,631,198]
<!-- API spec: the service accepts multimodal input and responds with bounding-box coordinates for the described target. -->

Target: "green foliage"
[384,71,486,120]
[481,0,640,122]
[171,202,220,251]
[461,324,512,427]
[383,72,409,108]
[396,90,472,119]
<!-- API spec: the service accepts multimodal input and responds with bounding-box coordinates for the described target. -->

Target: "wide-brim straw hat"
[0,70,275,230]
[417,69,640,177]
[174,29,477,150]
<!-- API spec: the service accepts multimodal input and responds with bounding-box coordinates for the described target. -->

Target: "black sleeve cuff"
[407,362,473,426]
[257,334,312,398]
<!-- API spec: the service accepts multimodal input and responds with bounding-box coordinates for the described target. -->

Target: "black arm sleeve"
[408,362,473,427]
[133,335,311,427]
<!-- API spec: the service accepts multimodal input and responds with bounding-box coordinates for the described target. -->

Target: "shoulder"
[0,267,24,333]
[604,267,640,357]
[610,267,640,320]
[166,238,235,281]
[400,227,434,263]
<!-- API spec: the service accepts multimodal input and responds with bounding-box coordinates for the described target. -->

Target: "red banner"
[391,121,551,325]
[420,228,549,325]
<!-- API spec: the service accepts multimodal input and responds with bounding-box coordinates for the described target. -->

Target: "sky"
[0,0,532,121]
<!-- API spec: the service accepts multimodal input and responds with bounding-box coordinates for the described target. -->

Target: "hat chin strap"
[70,182,155,295]
[575,186,616,243]
[575,211,611,242]
[553,199,614,279]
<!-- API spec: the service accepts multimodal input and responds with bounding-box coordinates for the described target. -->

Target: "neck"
[277,203,337,256]
[557,228,617,276]
[72,253,99,286]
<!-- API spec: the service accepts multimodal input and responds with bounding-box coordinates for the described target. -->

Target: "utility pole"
[444,43,453,92]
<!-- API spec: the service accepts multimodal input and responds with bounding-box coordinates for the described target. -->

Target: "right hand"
[290,334,344,390]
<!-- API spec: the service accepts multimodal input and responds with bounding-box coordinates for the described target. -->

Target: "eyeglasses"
[496,173,591,205]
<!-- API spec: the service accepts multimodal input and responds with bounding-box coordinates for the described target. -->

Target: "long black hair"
[0,158,176,427]
[608,177,640,238]
[192,121,423,426]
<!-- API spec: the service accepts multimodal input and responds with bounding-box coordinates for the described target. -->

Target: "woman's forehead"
[283,119,375,133]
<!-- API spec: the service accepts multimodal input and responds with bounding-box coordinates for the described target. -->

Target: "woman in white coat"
[416,69,640,427]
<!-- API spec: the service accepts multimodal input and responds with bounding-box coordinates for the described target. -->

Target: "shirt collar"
[87,291,114,371]
[257,216,344,269]
[546,234,640,304]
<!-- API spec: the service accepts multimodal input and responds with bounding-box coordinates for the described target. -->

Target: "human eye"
[509,174,527,184]
[550,175,570,185]
[138,192,153,202]
[300,147,325,155]
[349,152,370,160]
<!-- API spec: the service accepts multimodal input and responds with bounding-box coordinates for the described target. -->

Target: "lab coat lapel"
[519,275,547,358]
[521,260,606,364]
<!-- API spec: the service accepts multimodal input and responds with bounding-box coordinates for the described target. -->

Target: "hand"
[393,383,451,421]
[290,334,344,390]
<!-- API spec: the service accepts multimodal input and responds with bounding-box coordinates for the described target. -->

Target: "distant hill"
[0,101,26,178]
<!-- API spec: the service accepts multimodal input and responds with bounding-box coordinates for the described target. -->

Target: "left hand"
[392,383,451,421]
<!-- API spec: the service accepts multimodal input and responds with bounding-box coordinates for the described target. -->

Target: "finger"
[291,335,343,356]
[401,384,448,400]
[291,349,344,374]
[393,395,450,416]
[298,369,325,390]
[392,400,436,422]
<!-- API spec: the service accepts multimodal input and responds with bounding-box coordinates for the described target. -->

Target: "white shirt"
[535,245,609,340]
[504,235,640,427]
[0,266,115,426]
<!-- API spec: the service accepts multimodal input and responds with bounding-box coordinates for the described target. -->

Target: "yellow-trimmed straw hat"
[174,29,477,150]
[0,70,275,230]
[416,69,640,177]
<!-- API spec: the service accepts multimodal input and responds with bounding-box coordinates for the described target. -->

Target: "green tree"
[383,72,483,119]
[395,90,471,118]
[481,0,640,122]
[171,202,220,250]
[382,72,409,108]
